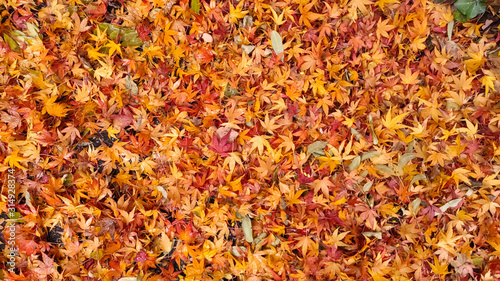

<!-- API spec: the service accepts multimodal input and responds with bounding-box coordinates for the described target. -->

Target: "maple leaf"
[260,114,282,134]
[347,0,373,20]
[93,60,114,81]
[85,1,107,18]
[313,177,335,197]
[429,256,450,277]
[209,132,232,157]
[480,72,496,96]
[297,164,315,184]
[43,95,69,117]
[86,44,106,60]
[382,108,409,131]
[4,149,27,169]
[228,1,248,24]
[71,12,91,35]
[19,239,39,256]
[295,235,315,256]
[298,0,325,27]
[355,203,378,230]
[103,40,122,56]
[248,135,271,155]
[400,67,420,85]
[33,253,56,278]
[376,0,400,11]
[324,228,349,247]
[270,7,287,26]
[376,19,395,39]
[134,250,148,263]
[285,188,306,206]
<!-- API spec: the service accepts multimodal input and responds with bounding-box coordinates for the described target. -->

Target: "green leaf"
[373,165,395,176]
[242,215,253,243]
[410,174,426,187]
[349,156,361,172]
[406,140,415,153]
[121,29,143,47]
[224,84,240,98]
[3,34,19,52]
[98,23,143,47]
[472,257,484,268]
[454,0,486,19]
[351,128,361,140]
[368,116,378,145]
[253,233,267,246]
[63,174,73,186]
[99,23,120,40]
[363,181,373,192]
[230,246,246,257]
[447,20,454,41]
[191,0,200,14]
[453,10,469,22]
[8,212,21,220]
[397,153,416,171]
[91,249,104,260]
[361,151,380,161]
[410,198,421,213]
[307,141,327,157]
[270,30,284,62]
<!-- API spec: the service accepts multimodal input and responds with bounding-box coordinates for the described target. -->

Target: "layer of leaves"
[1,0,500,280]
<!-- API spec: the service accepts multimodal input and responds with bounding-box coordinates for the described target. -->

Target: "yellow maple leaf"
[382,108,409,131]
[457,119,478,140]
[4,149,27,170]
[480,73,496,96]
[400,67,420,85]
[103,40,122,56]
[347,0,373,20]
[376,18,395,39]
[375,0,399,11]
[86,44,106,60]
[139,158,157,175]
[142,45,165,62]
[270,7,286,26]
[295,235,315,256]
[93,60,114,81]
[285,188,306,206]
[228,1,248,24]
[248,135,271,155]
[43,95,69,117]
[464,52,484,73]
[429,256,449,277]
[483,170,500,187]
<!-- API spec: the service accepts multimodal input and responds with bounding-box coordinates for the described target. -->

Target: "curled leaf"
[361,151,380,161]
[242,215,253,243]
[270,30,284,61]
[349,156,361,172]
[307,141,327,157]
[397,153,416,171]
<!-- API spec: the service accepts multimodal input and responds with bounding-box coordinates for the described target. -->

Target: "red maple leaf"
[464,139,480,159]
[297,164,314,184]
[209,132,232,157]
[85,2,107,19]
[134,250,148,263]
[19,239,39,255]
[420,203,441,220]
[137,22,151,42]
